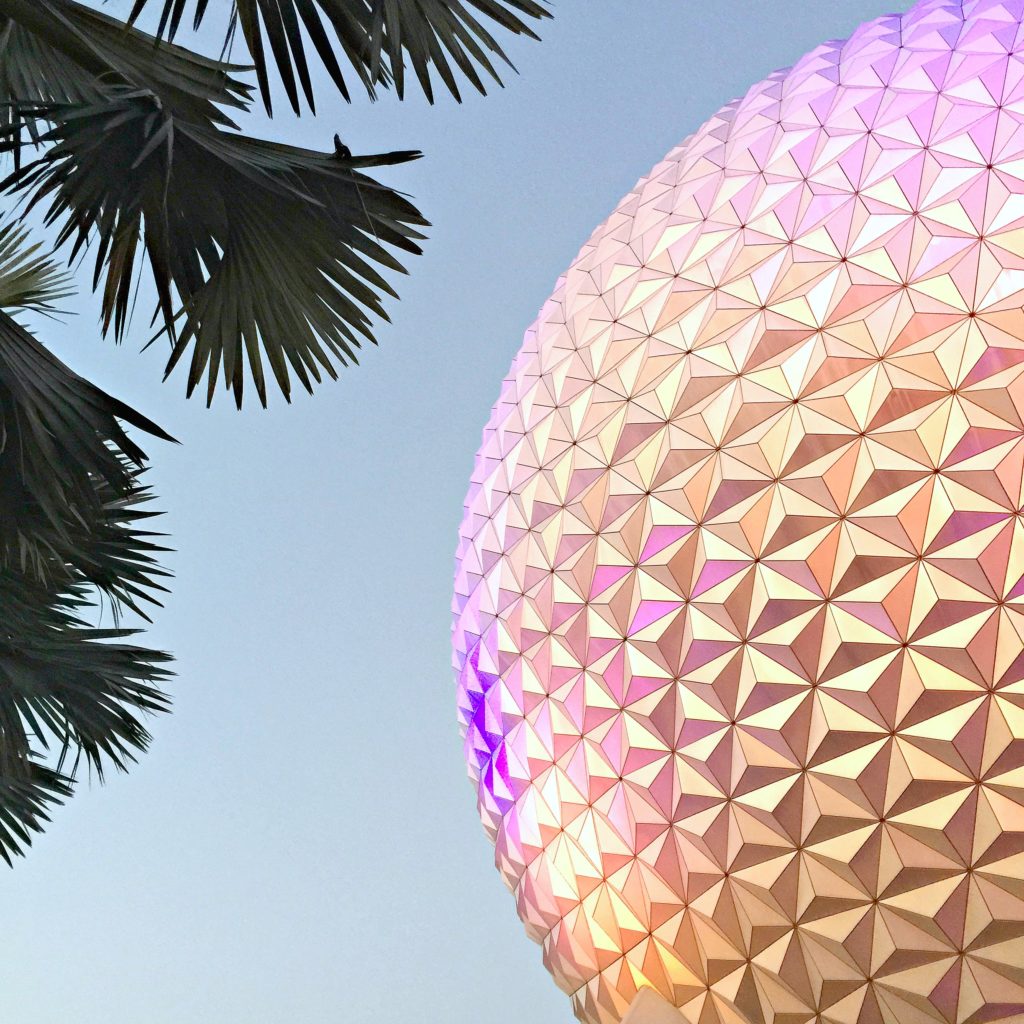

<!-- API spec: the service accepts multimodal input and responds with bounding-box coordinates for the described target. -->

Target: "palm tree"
[0,0,550,862]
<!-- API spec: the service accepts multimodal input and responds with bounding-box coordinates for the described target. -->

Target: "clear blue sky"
[3,3,910,1022]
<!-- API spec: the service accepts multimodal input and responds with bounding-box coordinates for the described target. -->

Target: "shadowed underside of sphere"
[452,2,1024,1022]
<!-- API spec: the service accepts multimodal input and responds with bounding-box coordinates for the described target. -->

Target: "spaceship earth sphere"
[451,2,1024,1022]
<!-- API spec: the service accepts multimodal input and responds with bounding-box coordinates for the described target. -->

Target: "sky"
[3,3,912,1022]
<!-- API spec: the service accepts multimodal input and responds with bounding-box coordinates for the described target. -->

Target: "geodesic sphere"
[451,3,1024,1023]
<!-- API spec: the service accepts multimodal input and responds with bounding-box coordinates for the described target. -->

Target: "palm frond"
[0,308,173,583]
[0,302,172,865]
[0,0,251,164]
[367,0,552,104]
[0,570,172,780]
[2,86,428,406]
[0,760,71,865]
[0,566,172,863]
[127,0,552,113]
[0,220,71,310]
[0,303,172,863]
[0,14,101,163]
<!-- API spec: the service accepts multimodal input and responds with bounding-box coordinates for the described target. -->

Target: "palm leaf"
[0,564,172,863]
[126,0,552,113]
[0,220,71,310]
[0,760,71,865]
[0,570,172,781]
[0,306,174,582]
[3,86,428,406]
[0,14,100,163]
[0,0,429,406]
[0,301,173,863]
[0,0,251,164]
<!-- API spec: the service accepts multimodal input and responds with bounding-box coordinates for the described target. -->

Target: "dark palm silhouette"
[0,0,550,862]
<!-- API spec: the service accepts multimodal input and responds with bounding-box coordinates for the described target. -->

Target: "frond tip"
[0,572,174,862]
[126,0,553,113]
[0,221,71,312]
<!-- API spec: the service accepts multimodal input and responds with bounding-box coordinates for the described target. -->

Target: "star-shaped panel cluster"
[452,3,1024,1022]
